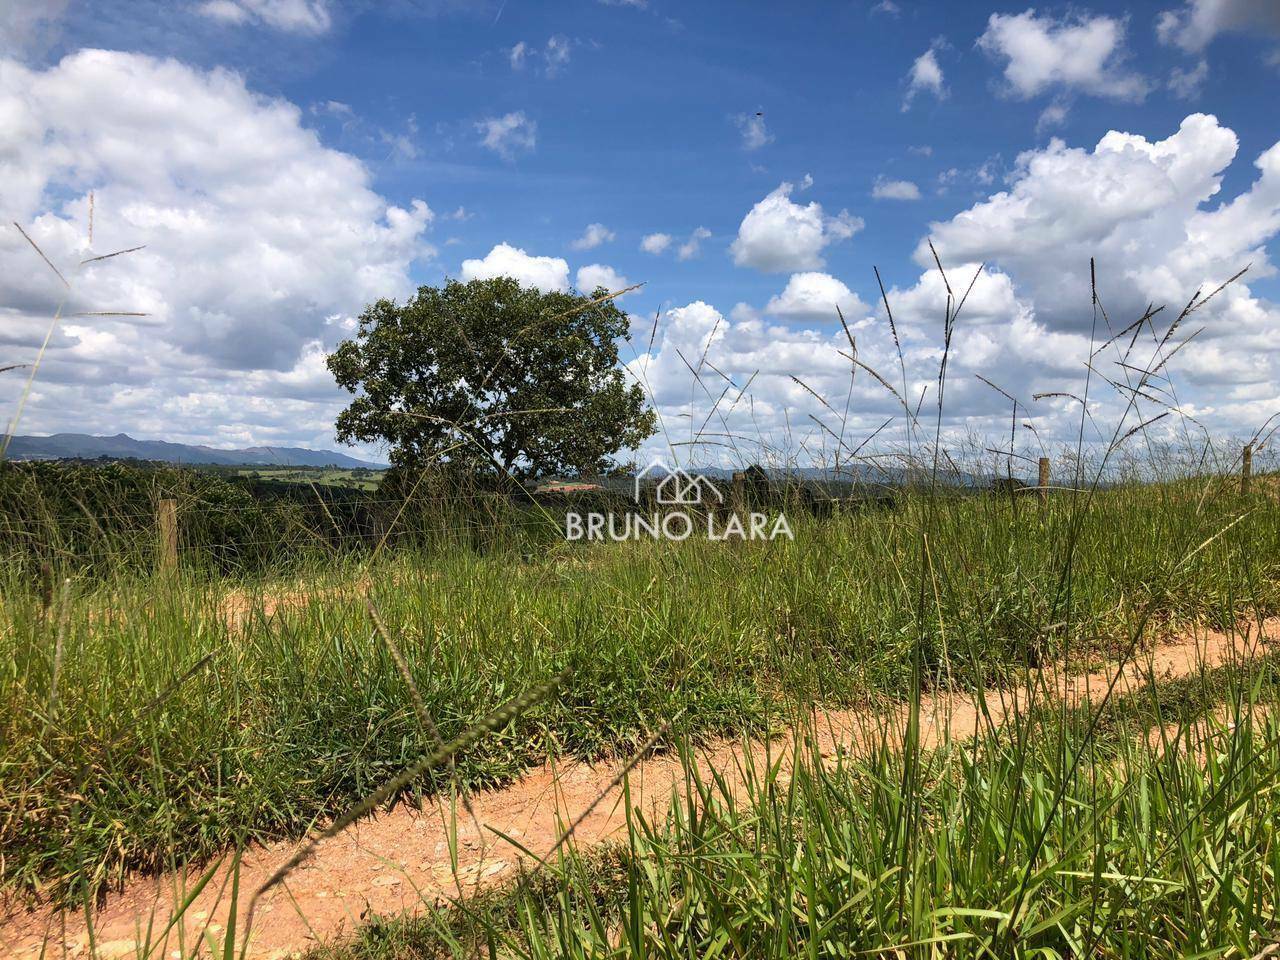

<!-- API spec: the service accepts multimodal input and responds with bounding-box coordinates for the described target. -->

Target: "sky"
[1,0,1279,469]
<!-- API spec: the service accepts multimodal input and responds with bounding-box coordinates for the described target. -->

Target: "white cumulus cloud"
[919,114,1252,318]
[476,111,537,160]
[678,227,712,261]
[576,263,630,294]
[507,35,573,76]
[903,48,946,109]
[545,35,571,74]
[570,223,615,251]
[1157,0,1280,51]
[460,243,570,292]
[1037,101,1071,131]
[914,112,1280,420]
[626,297,903,469]
[628,113,1280,466]
[0,49,431,452]
[872,177,922,200]
[978,10,1150,101]
[764,273,870,322]
[640,232,672,255]
[640,227,712,260]
[730,181,863,273]
[1169,59,1209,99]
[733,113,773,151]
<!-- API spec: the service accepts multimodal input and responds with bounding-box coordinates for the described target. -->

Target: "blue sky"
[2,0,1280,468]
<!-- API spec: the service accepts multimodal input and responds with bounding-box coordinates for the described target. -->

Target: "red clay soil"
[215,579,372,632]
[1,620,1272,960]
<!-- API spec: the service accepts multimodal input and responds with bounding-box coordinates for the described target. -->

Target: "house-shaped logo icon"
[634,460,724,505]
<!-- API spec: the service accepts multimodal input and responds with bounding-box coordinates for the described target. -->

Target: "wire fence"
[0,446,1265,582]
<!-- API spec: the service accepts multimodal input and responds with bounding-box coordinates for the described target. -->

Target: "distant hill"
[2,433,385,469]
[648,463,995,488]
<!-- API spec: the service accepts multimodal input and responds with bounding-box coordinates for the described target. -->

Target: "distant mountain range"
[2,433,385,469]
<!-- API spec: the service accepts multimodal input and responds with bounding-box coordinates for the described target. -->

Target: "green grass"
[311,659,1280,959]
[2,478,1278,905]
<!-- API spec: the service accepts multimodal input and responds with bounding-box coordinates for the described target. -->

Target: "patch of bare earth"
[215,578,372,632]
[1,620,1272,960]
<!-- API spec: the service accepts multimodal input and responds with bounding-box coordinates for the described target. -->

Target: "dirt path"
[2,620,1273,960]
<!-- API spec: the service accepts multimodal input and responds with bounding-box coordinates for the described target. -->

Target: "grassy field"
[2,472,1278,927]
[229,466,384,491]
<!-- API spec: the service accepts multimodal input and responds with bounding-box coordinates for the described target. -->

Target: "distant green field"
[234,466,383,490]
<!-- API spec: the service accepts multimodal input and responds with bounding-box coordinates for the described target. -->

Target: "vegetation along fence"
[0,446,1264,582]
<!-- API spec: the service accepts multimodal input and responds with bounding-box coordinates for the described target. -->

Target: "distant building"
[538,481,604,494]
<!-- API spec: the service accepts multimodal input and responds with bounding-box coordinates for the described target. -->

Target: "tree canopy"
[327,277,656,479]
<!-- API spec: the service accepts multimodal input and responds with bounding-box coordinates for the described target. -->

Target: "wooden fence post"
[731,471,745,513]
[1242,443,1253,496]
[157,498,178,574]
[1037,457,1050,504]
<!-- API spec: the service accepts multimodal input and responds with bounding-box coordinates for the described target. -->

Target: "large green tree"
[327,277,656,478]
